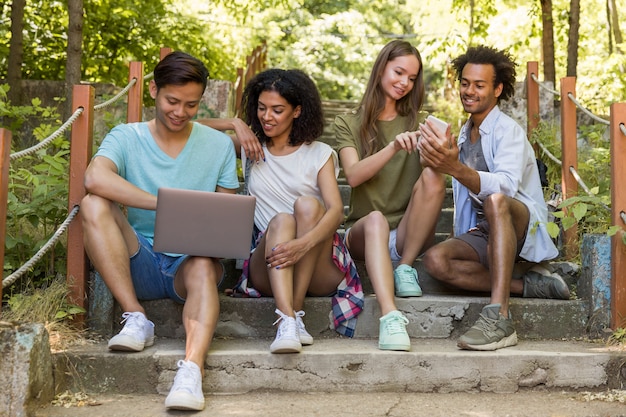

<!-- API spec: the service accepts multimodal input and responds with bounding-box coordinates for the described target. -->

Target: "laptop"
[153,187,256,259]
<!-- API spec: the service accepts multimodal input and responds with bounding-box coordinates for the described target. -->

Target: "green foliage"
[531,120,624,245]
[608,327,626,345]
[2,88,69,296]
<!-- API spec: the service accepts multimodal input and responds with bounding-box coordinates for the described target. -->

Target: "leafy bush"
[531,120,625,246]
[2,84,69,299]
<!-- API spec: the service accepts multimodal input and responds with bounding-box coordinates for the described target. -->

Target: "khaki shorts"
[454,220,527,268]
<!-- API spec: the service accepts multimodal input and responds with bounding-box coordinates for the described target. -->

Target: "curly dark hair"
[451,45,517,102]
[241,68,324,146]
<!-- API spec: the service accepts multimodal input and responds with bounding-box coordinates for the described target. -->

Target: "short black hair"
[452,45,517,102]
[242,68,324,146]
[153,51,209,91]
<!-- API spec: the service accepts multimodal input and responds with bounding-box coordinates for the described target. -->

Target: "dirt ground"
[33,390,626,417]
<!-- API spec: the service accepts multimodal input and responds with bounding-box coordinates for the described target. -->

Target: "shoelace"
[294,310,307,331]
[396,269,418,284]
[385,314,409,334]
[272,309,296,337]
[172,360,199,394]
[119,312,143,335]
[473,313,498,332]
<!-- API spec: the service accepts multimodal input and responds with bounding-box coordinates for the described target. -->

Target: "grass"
[2,275,87,351]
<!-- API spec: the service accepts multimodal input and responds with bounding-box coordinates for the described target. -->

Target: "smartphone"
[426,115,448,135]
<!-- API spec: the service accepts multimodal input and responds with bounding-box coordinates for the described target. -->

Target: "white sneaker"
[270,309,302,353]
[295,310,314,345]
[108,312,155,352]
[165,360,205,411]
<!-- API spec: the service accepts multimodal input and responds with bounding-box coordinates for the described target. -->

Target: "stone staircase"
[53,100,624,401]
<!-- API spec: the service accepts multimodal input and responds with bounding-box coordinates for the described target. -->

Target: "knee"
[362,211,390,238]
[422,245,446,278]
[267,212,296,232]
[483,193,509,216]
[293,196,323,222]
[183,257,221,288]
[80,194,113,225]
[420,167,446,193]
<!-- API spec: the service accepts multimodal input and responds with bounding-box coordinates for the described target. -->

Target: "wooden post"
[526,62,540,147]
[560,77,578,259]
[610,103,626,329]
[234,68,243,118]
[127,61,144,123]
[160,47,172,60]
[66,85,95,322]
[0,129,12,304]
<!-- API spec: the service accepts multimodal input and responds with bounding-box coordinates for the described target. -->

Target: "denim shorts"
[344,227,401,262]
[129,232,189,304]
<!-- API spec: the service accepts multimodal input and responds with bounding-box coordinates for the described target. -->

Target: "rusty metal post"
[610,103,626,329]
[127,61,144,123]
[67,85,95,322]
[0,129,12,303]
[560,77,578,259]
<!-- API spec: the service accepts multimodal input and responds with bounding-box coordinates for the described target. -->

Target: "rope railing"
[567,93,610,125]
[568,166,610,210]
[530,73,560,96]
[4,68,152,289]
[621,123,626,137]
[9,107,84,161]
[2,205,80,288]
[529,72,611,202]
[93,78,137,111]
[534,140,562,165]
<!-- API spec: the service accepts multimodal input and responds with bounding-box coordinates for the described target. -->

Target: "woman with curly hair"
[217,68,362,354]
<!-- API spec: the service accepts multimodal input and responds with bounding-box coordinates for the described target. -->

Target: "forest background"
[0,0,625,296]
[1,0,625,116]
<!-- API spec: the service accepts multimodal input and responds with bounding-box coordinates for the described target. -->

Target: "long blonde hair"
[357,40,425,158]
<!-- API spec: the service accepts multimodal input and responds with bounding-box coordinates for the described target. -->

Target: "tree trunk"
[7,0,26,105]
[608,0,623,54]
[65,0,84,119]
[540,0,556,82]
[566,0,580,76]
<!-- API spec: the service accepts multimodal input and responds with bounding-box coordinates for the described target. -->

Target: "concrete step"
[105,294,587,342]
[54,337,625,397]
[88,259,585,342]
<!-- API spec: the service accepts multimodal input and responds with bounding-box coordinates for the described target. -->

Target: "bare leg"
[346,211,397,316]
[292,197,344,310]
[81,194,143,313]
[395,167,446,265]
[483,194,530,315]
[248,213,297,317]
[173,257,222,373]
[423,194,529,315]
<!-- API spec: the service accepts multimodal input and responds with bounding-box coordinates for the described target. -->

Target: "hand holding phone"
[425,115,448,136]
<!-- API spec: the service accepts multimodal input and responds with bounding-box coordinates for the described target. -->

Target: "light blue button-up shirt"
[452,106,559,262]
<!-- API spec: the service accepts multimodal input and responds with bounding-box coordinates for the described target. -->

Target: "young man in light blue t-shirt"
[81,51,238,411]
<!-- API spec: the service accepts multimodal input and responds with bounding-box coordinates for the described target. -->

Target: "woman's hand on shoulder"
[231,118,265,162]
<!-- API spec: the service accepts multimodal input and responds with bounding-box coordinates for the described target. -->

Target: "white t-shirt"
[246,141,339,231]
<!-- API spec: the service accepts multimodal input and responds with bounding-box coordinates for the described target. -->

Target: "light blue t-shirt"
[94,121,239,242]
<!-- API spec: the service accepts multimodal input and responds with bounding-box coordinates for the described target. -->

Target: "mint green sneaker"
[457,304,518,351]
[393,264,422,297]
[379,310,410,351]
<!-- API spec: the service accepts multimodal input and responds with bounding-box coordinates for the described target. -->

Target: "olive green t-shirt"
[334,110,428,229]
